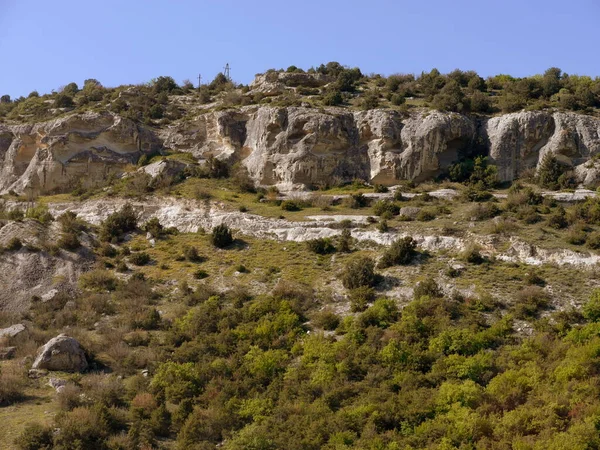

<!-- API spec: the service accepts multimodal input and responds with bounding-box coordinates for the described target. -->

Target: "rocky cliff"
[1,107,599,194]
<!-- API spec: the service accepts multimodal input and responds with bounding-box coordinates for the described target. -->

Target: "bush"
[349,286,376,312]
[0,364,26,405]
[343,193,369,209]
[546,207,568,229]
[583,289,600,322]
[306,238,336,255]
[144,217,164,238]
[311,309,341,330]
[54,93,74,107]
[413,279,442,299]
[6,237,22,251]
[194,269,209,280]
[79,269,118,291]
[281,200,302,211]
[416,209,436,221]
[373,200,399,217]
[322,90,343,106]
[58,232,80,251]
[184,246,204,262]
[513,286,549,318]
[566,225,587,245]
[378,237,417,268]
[100,204,137,242]
[341,257,378,289]
[468,202,500,221]
[14,423,53,450]
[337,228,352,253]
[211,224,233,248]
[461,244,485,264]
[130,252,151,266]
[587,232,600,250]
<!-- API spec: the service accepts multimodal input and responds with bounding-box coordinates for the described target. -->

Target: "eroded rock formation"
[1,107,600,194]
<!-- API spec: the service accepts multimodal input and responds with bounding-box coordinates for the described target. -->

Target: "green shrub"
[99,204,137,242]
[14,423,53,450]
[25,204,53,224]
[57,232,80,251]
[337,228,352,253]
[281,200,302,211]
[79,269,118,291]
[211,224,233,248]
[306,238,336,255]
[413,279,442,299]
[181,246,202,262]
[311,309,341,330]
[144,217,164,238]
[54,93,74,107]
[341,257,378,289]
[461,244,485,264]
[546,207,568,229]
[6,237,22,251]
[130,252,151,266]
[513,286,549,318]
[7,208,24,221]
[343,193,369,209]
[349,286,376,312]
[378,237,417,268]
[468,202,500,221]
[322,90,343,106]
[194,269,209,280]
[536,154,566,190]
[583,289,600,322]
[373,200,399,217]
[99,242,118,257]
[566,225,587,245]
[587,232,600,250]
[416,209,436,221]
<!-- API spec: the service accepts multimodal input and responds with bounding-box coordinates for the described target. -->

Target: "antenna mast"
[223,63,231,81]
[197,73,202,88]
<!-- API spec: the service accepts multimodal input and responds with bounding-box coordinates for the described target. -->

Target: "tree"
[209,73,229,90]
[62,82,79,96]
[536,154,565,190]
[542,67,563,99]
[152,76,179,93]
[432,80,465,112]
[211,224,233,248]
[54,93,74,108]
[0,95,11,104]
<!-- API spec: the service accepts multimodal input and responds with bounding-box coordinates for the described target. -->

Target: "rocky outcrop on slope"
[2,107,600,194]
[486,111,600,182]
[0,111,161,195]
[0,219,94,312]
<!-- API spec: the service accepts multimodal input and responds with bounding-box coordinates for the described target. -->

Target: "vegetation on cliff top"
[1,63,599,125]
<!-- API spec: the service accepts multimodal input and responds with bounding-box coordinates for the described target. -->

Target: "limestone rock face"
[32,334,88,372]
[3,107,600,194]
[249,72,333,97]
[486,111,600,182]
[0,111,161,195]
[244,107,368,189]
[356,110,477,184]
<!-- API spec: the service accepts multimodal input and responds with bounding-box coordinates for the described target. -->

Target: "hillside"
[2,65,600,449]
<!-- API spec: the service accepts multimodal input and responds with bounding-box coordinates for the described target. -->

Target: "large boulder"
[32,334,88,372]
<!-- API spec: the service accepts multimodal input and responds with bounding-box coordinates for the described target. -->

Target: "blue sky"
[1,0,599,98]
